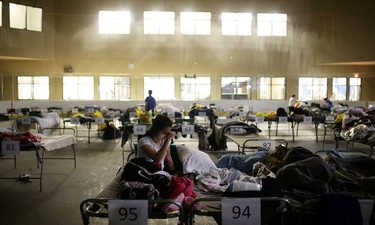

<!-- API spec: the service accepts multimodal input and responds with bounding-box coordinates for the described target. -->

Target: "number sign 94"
[222,198,261,225]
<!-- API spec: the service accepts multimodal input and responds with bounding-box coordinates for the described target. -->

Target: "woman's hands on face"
[166,131,176,140]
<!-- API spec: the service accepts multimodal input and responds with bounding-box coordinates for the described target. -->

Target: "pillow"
[175,145,217,174]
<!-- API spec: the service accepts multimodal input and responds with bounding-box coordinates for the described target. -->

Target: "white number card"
[129,112,137,118]
[182,125,194,135]
[71,108,78,113]
[255,117,264,123]
[86,107,95,114]
[167,112,175,118]
[108,199,148,225]
[21,117,31,125]
[198,112,206,117]
[359,199,374,225]
[1,141,20,155]
[95,117,105,124]
[133,125,147,135]
[222,198,261,225]
[303,116,313,123]
[278,116,288,123]
[108,111,116,118]
[325,115,335,124]
[70,117,80,125]
[258,139,276,152]
[230,126,244,135]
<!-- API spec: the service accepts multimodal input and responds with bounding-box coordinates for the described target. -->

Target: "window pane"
[298,77,327,101]
[9,3,26,29]
[257,13,287,36]
[27,6,42,32]
[332,77,347,101]
[63,76,94,100]
[99,76,130,100]
[0,1,3,27]
[17,76,49,100]
[349,78,361,101]
[180,12,211,35]
[144,11,175,35]
[257,77,271,99]
[221,77,251,99]
[222,12,252,36]
[98,11,130,34]
[181,76,211,100]
[144,76,175,100]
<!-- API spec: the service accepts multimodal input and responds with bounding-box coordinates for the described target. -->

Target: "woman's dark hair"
[145,115,172,136]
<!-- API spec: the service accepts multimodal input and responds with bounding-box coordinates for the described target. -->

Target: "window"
[180,76,211,100]
[63,76,94,100]
[257,13,287,36]
[144,11,175,35]
[144,76,175,100]
[349,78,361,101]
[332,77,347,101]
[0,1,2,27]
[98,11,130,34]
[221,12,252,36]
[99,76,131,100]
[221,77,251,99]
[18,76,49,100]
[298,77,327,101]
[9,3,42,31]
[180,12,211,35]
[257,77,285,100]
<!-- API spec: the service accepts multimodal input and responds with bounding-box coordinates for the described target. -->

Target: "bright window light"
[222,12,252,36]
[27,6,42,31]
[257,13,287,36]
[144,11,175,35]
[144,76,175,100]
[99,11,130,34]
[0,1,3,27]
[9,3,26,29]
[180,12,211,35]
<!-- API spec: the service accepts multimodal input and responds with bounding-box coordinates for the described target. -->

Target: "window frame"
[298,77,327,101]
[221,76,252,100]
[9,3,42,32]
[63,76,94,100]
[180,76,211,100]
[17,75,50,100]
[257,13,287,36]
[98,10,131,34]
[257,76,286,100]
[221,12,252,36]
[143,11,175,35]
[180,11,211,35]
[144,76,176,100]
[99,76,131,100]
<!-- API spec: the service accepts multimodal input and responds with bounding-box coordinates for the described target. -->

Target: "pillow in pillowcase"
[175,145,217,174]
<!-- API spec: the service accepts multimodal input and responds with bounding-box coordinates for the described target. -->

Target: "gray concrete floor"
[0,121,373,225]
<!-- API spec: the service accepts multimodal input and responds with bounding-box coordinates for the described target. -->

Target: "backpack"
[121,158,172,199]
[120,181,159,211]
[276,107,288,117]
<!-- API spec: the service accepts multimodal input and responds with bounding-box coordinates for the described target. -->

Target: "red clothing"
[167,176,196,199]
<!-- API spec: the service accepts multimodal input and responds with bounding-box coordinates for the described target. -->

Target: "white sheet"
[39,134,77,151]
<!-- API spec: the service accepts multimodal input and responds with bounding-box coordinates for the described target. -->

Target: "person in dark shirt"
[145,90,156,116]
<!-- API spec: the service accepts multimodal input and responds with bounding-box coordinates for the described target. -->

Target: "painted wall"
[0,0,374,102]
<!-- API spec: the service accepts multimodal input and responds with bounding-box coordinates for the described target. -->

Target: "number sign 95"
[108,200,147,225]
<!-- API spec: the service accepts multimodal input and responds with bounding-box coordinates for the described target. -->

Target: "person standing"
[145,89,156,116]
[323,97,333,109]
[288,94,297,114]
